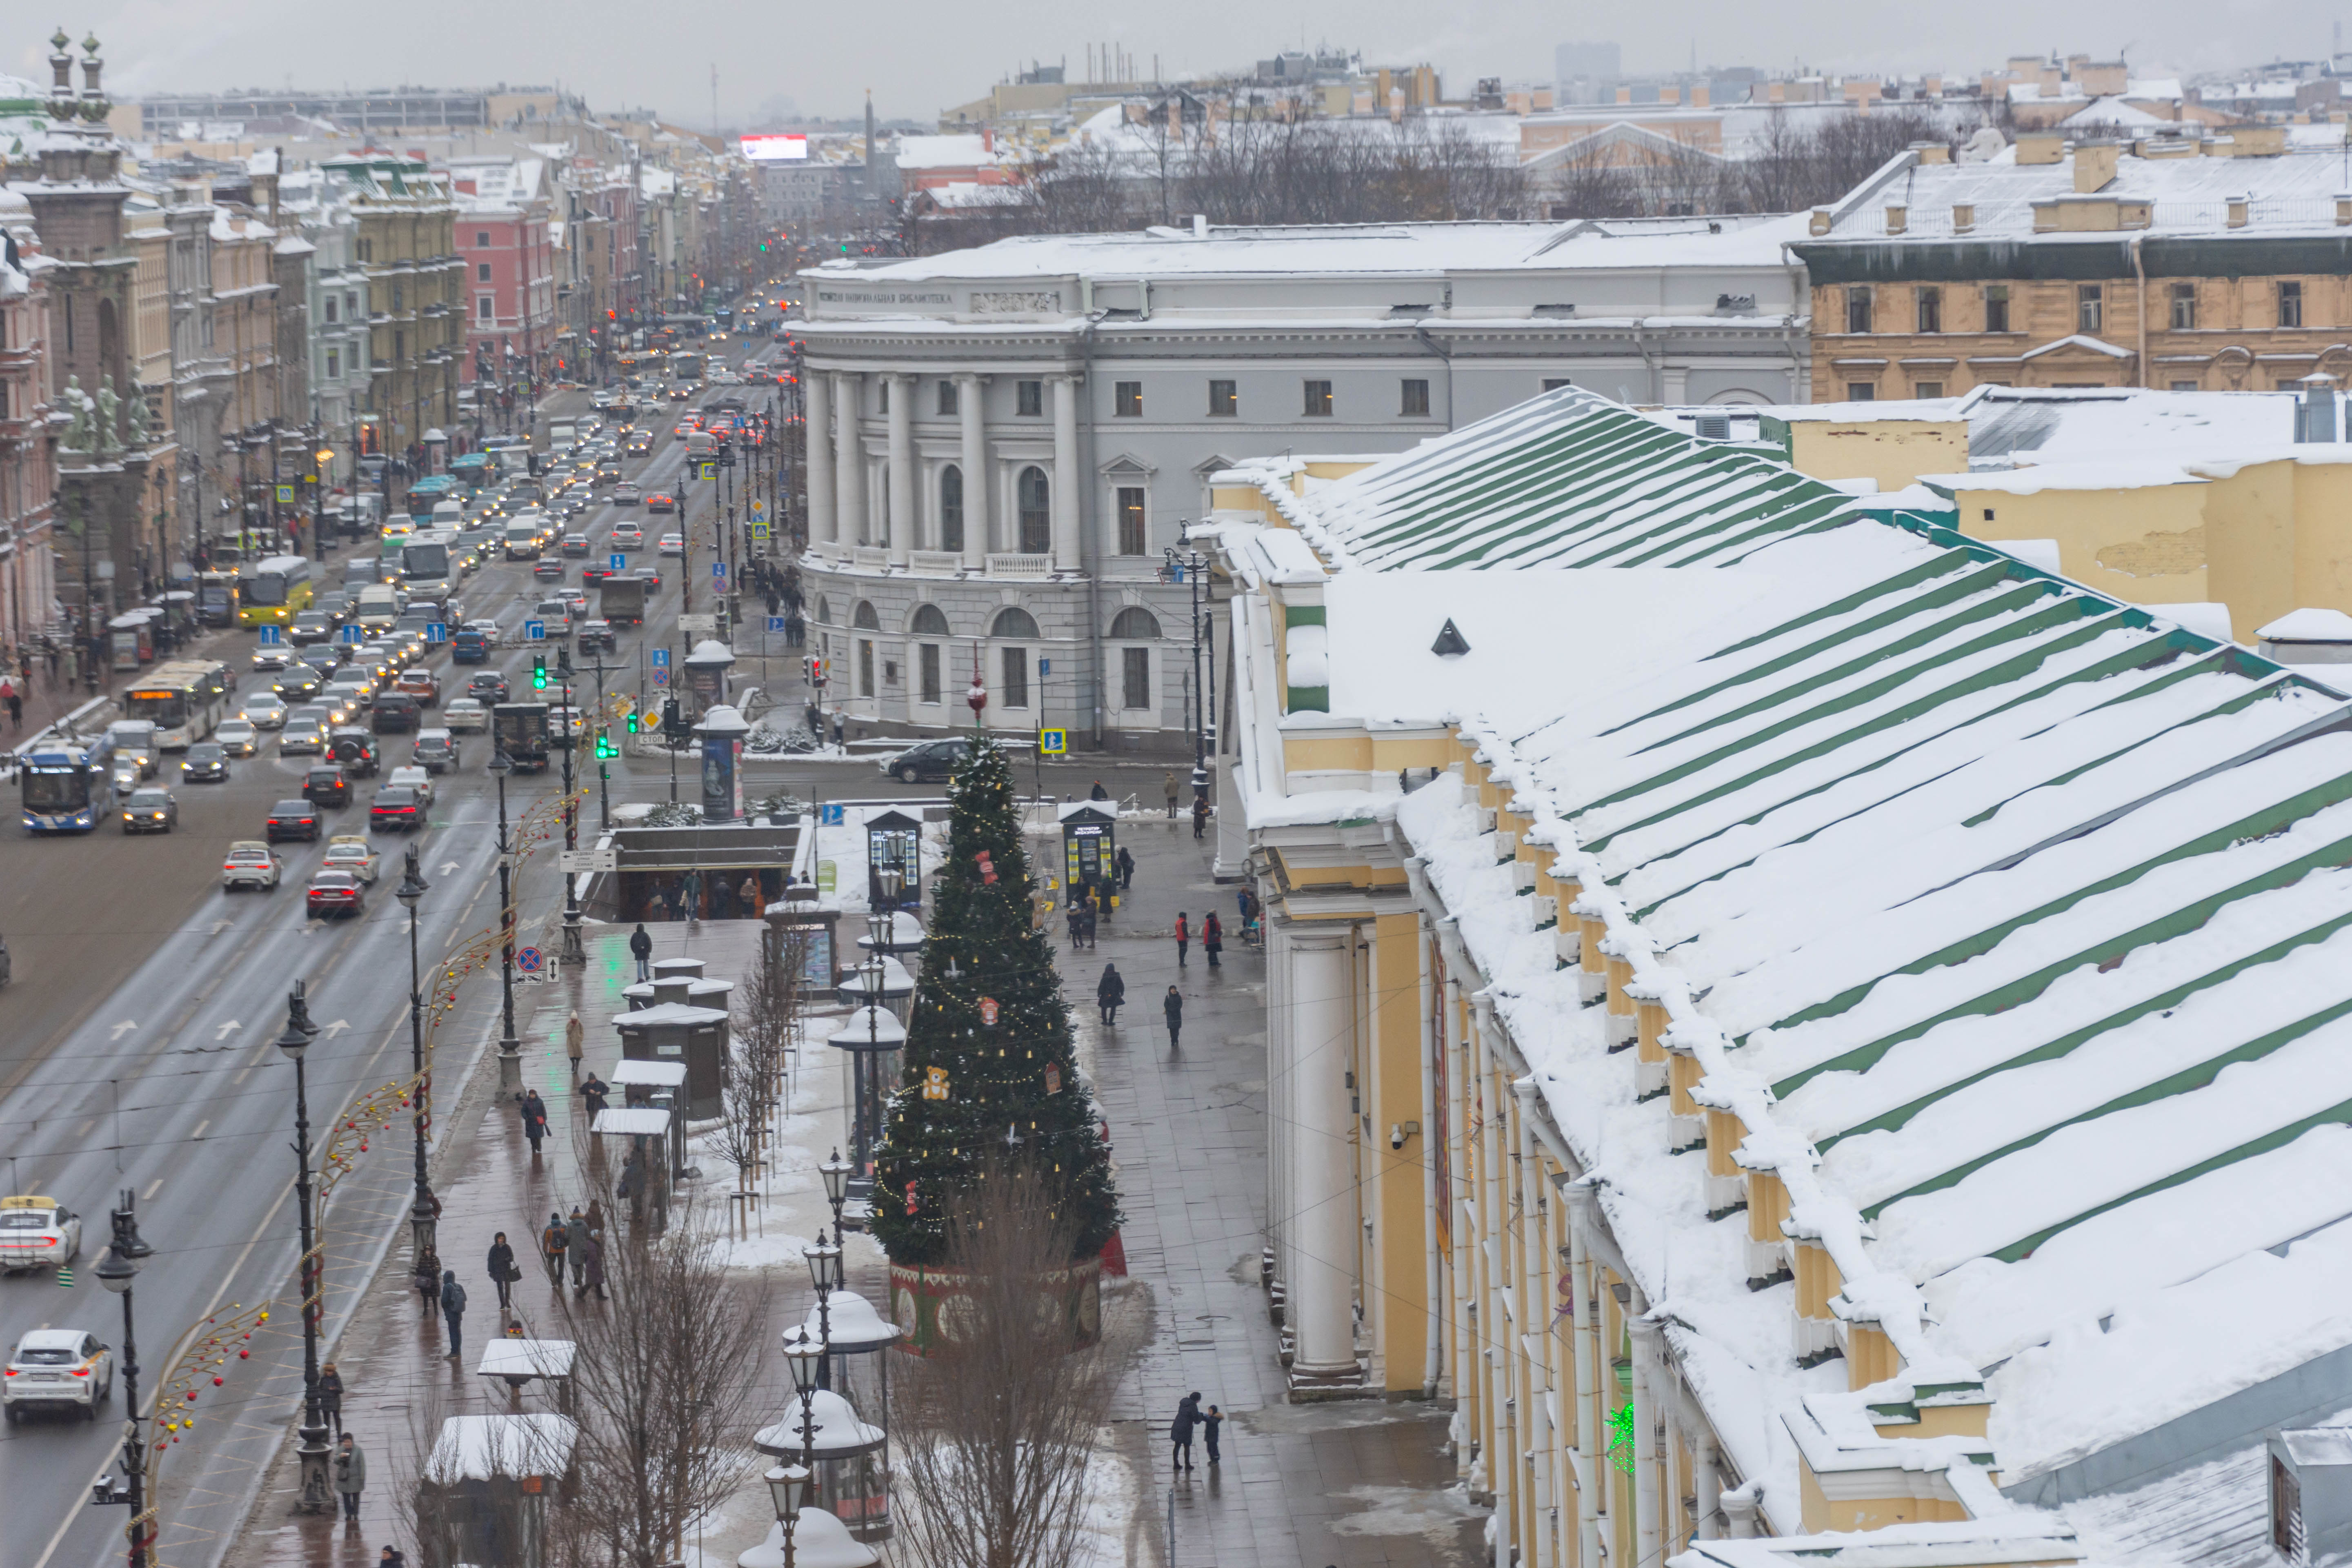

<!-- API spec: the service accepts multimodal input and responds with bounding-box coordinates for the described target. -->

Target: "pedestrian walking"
[565,1207,591,1288]
[582,1072,610,1121]
[1163,771,1180,818]
[565,1013,585,1079]
[1116,844,1135,891]
[1089,779,1110,801]
[1164,985,1183,1050]
[1203,1403,1225,1465]
[628,923,653,983]
[318,1361,345,1437]
[4,687,18,732]
[378,1547,405,1568]
[647,888,669,922]
[333,1433,367,1527]
[585,1196,607,1241]
[1081,900,1098,950]
[519,1089,548,1156]
[618,1145,646,1222]
[1174,912,1189,968]
[540,1211,568,1285]
[739,873,761,917]
[439,1270,467,1360]
[1203,912,1223,970]
[488,1233,518,1311]
[1067,902,1085,950]
[1170,1391,1203,1472]
[1097,963,1125,1025]
[576,1228,607,1301]
[831,711,845,748]
[682,869,704,922]
[1193,796,1211,841]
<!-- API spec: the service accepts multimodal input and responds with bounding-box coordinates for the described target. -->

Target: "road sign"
[649,648,671,667]
[257,624,284,646]
[515,946,544,974]
[766,616,786,633]
[820,803,845,825]
[525,619,547,641]
[559,847,618,874]
[651,667,669,687]
[679,614,716,633]
[751,523,770,540]
[425,623,447,643]
[712,562,727,579]
[1039,658,1051,676]
[610,552,626,572]
[339,625,365,645]
[275,484,296,504]
[1038,728,1068,755]
[751,500,765,518]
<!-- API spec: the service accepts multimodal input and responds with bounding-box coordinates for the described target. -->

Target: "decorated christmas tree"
[869,737,1121,1267]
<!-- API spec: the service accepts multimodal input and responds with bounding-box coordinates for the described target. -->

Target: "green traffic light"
[627,712,640,734]
[532,655,547,690]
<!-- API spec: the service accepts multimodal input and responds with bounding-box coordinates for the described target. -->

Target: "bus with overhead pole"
[122,660,232,750]
[19,734,112,832]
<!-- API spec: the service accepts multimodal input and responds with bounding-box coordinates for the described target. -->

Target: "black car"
[302,765,353,808]
[467,671,510,704]
[298,644,344,677]
[272,669,325,702]
[265,799,321,842]
[885,738,972,784]
[327,729,380,777]
[369,786,425,832]
[371,690,422,734]
[532,556,565,580]
[288,610,335,645]
[178,742,229,783]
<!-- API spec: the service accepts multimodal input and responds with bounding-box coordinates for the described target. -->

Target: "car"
[549,706,583,740]
[272,669,324,703]
[299,643,347,676]
[265,800,321,843]
[443,696,489,734]
[533,556,566,580]
[561,533,590,556]
[279,717,325,755]
[250,643,293,672]
[107,721,159,777]
[0,1196,83,1274]
[882,738,974,784]
[612,485,642,507]
[580,564,616,587]
[632,565,664,592]
[306,869,365,918]
[578,618,616,652]
[216,719,260,757]
[119,786,178,832]
[396,669,441,706]
[412,729,459,772]
[610,521,644,548]
[371,690,422,734]
[646,492,678,514]
[387,763,436,804]
[321,835,380,884]
[221,841,283,890]
[289,703,335,732]
[556,587,589,616]
[466,671,511,704]
[288,610,335,645]
[656,531,686,556]
[322,680,372,718]
[315,591,353,623]
[302,765,353,808]
[668,385,690,402]
[626,435,653,455]
[532,600,575,637]
[179,742,229,783]
[3,1328,112,1421]
[369,787,425,832]
[327,729,380,777]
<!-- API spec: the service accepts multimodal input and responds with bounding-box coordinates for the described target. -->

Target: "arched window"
[815,596,831,625]
[990,607,1040,640]
[1017,466,1050,555]
[1108,607,1162,640]
[911,604,949,704]
[910,604,950,636]
[938,465,963,554]
[854,601,881,631]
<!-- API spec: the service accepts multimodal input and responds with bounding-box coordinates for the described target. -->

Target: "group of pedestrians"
[1169,1391,1225,1470]
[538,1203,611,1301]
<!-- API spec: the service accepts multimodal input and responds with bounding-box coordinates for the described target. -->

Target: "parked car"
[221,841,282,890]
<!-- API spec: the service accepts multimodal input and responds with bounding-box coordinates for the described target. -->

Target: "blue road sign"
[766,616,786,634]
[1040,658,1051,676]
[525,619,546,641]
[426,623,447,643]
[257,625,283,646]
[713,562,727,579]
[651,667,669,687]
[514,945,544,974]
[649,648,670,667]
[820,803,845,825]
[610,553,626,572]
[339,625,365,645]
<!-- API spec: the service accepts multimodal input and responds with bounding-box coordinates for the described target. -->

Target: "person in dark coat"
[1174,913,1189,967]
[576,1229,607,1300]
[628,923,654,983]
[333,1432,367,1526]
[565,1208,591,1288]
[1116,845,1135,891]
[540,1211,567,1285]
[1080,899,1098,950]
[1097,964,1125,1025]
[318,1361,345,1437]
[488,1233,517,1311]
[1164,986,1184,1050]
[582,1073,610,1120]
[1192,796,1210,840]
[439,1270,467,1360]
[1067,902,1085,950]
[1088,779,1109,801]
[1170,1391,1203,1472]
[519,1089,548,1155]
[1203,912,1224,970]
[1203,1403,1225,1465]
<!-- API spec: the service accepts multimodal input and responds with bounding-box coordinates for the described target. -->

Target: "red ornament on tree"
[979,996,1000,1027]
[905,1181,919,1216]
[976,851,996,885]
[1045,1063,1062,1094]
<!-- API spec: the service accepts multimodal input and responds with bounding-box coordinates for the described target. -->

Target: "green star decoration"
[1607,1401,1636,1475]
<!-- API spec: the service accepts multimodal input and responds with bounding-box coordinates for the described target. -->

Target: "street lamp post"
[818,1152,851,1291]
[489,748,522,1089]
[93,1192,155,1568]
[276,982,332,1514]
[1163,526,1213,807]
[312,444,333,563]
[396,847,439,1289]
[764,1462,810,1568]
[558,647,583,962]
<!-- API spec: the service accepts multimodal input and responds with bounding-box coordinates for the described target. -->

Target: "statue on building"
[56,374,92,453]
[95,376,123,455]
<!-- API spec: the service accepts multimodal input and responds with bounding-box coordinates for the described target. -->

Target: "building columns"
[833,372,865,545]
[805,371,834,546]
[1050,372,1080,573]
[956,372,987,568]
[1285,922,1362,1385]
[885,373,913,565]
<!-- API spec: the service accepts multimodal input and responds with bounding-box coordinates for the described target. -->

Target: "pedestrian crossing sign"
[1038,728,1067,755]
[275,484,295,504]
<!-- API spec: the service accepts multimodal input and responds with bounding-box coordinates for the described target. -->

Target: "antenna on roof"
[1432,619,1470,657]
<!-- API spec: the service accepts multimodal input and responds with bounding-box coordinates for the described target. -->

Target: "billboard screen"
[741,134,809,162]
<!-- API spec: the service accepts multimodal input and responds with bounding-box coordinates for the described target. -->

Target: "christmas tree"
[869,737,1121,1267]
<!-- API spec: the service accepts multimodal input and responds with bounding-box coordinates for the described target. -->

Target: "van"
[503,521,543,561]
[353,584,405,633]
[430,500,464,529]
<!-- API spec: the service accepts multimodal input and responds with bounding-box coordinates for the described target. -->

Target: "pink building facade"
[449,158,557,400]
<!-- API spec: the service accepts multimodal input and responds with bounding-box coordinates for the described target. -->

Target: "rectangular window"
[1303,379,1333,416]
[1115,380,1143,417]
[476,262,491,282]
[394,330,405,360]
[346,291,359,317]
[1916,287,1942,334]
[1913,380,1944,400]
[1984,285,2010,333]
[476,230,490,247]
[2170,378,2201,392]
[1845,286,1873,334]
[477,296,493,322]
[2077,284,2103,334]
[2170,283,2197,330]
[323,298,338,324]
[2281,280,2304,329]
[1846,382,1877,401]
[1542,377,1572,391]
[1116,487,1146,555]
[858,639,874,696]
[1401,378,1430,416]
[919,643,941,704]
[878,380,889,414]
[1122,646,1150,710]
[936,380,957,416]
[1016,379,1043,416]
[1206,379,1238,416]
[326,349,339,378]
[1001,645,1029,708]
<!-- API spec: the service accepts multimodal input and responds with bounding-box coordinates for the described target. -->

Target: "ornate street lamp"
[277,983,331,1513]
[93,1192,155,1567]
[396,846,439,1288]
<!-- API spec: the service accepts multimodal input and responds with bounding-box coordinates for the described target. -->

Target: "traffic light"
[531,654,547,690]
[625,709,641,734]
[594,730,617,760]
[661,697,685,741]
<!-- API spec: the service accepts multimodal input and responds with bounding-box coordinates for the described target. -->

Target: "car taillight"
[37,1237,53,1246]
[71,1366,87,1376]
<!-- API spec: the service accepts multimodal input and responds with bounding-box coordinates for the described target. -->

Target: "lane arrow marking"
[110,1021,138,1040]
[439,862,461,876]
[320,1019,351,1038]
[213,1021,242,1041]
[210,919,232,936]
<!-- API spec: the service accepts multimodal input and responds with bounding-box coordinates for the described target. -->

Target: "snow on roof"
[894,133,1009,171]
[2259,608,2352,644]
[2059,96,2170,129]
[1958,386,2302,468]
[1229,380,2352,1519]
[426,1412,576,1483]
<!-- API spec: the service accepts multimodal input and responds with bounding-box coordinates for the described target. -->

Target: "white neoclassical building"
[793,214,1810,750]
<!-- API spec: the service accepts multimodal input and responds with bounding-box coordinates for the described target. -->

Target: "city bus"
[19,736,112,833]
[195,569,241,627]
[238,555,316,628]
[123,660,233,750]
[669,352,705,384]
[449,453,491,490]
[405,474,458,520]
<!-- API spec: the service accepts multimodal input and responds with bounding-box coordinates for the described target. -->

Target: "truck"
[492,702,551,773]
[595,573,646,627]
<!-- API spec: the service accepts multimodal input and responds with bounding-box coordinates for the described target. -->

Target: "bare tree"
[889,1158,1133,1568]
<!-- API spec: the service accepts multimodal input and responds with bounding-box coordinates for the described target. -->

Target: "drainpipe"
[1630,1315,1664,1568]
[1078,311,1106,749]
[1412,323,1457,433]
[2131,234,2149,389]
[1565,1190,1602,1568]
[1514,1078,1556,1568]
[1415,890,1447,1397]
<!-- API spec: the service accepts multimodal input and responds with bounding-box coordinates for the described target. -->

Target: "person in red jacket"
[1174,912,1189,967]
[1203,912,1223,970]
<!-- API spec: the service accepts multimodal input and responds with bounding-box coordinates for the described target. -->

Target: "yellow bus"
[237,554,316,628]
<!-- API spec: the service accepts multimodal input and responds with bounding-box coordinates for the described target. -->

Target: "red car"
[306,870,365,918]
[645,492,676,514]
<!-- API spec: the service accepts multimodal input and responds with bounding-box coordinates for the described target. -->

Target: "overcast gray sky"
[13,0,2339,127]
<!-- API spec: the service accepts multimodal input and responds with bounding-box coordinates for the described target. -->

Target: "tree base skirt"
[888,1255,1103,1357]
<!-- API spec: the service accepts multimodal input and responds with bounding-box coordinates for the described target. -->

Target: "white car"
[444,696,489,734]
[222,841,283,891]
[657,532,686,556]
[322,836,381,885]
[280,718,325,756]
[3,1329,112,1421]
[0,1196,82,1274]
[216,719,260,757]
[387,764,435,804]
[241,692,289,730]
[610,520,645,547]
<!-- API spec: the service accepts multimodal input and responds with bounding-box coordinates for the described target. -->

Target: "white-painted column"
[1514,1080,1555,1568]
[1568,1188,1602,1568]
[885,373,913,565]
[1050,372,1080,572]
[1695,1429,1722,1542]
[1630,1314,1663,1568]
[1268,912,1293,1321]
[956,372,986,569]
[833,372,865,545]
[804,370,834,547]
[1287,923,1361,1383]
